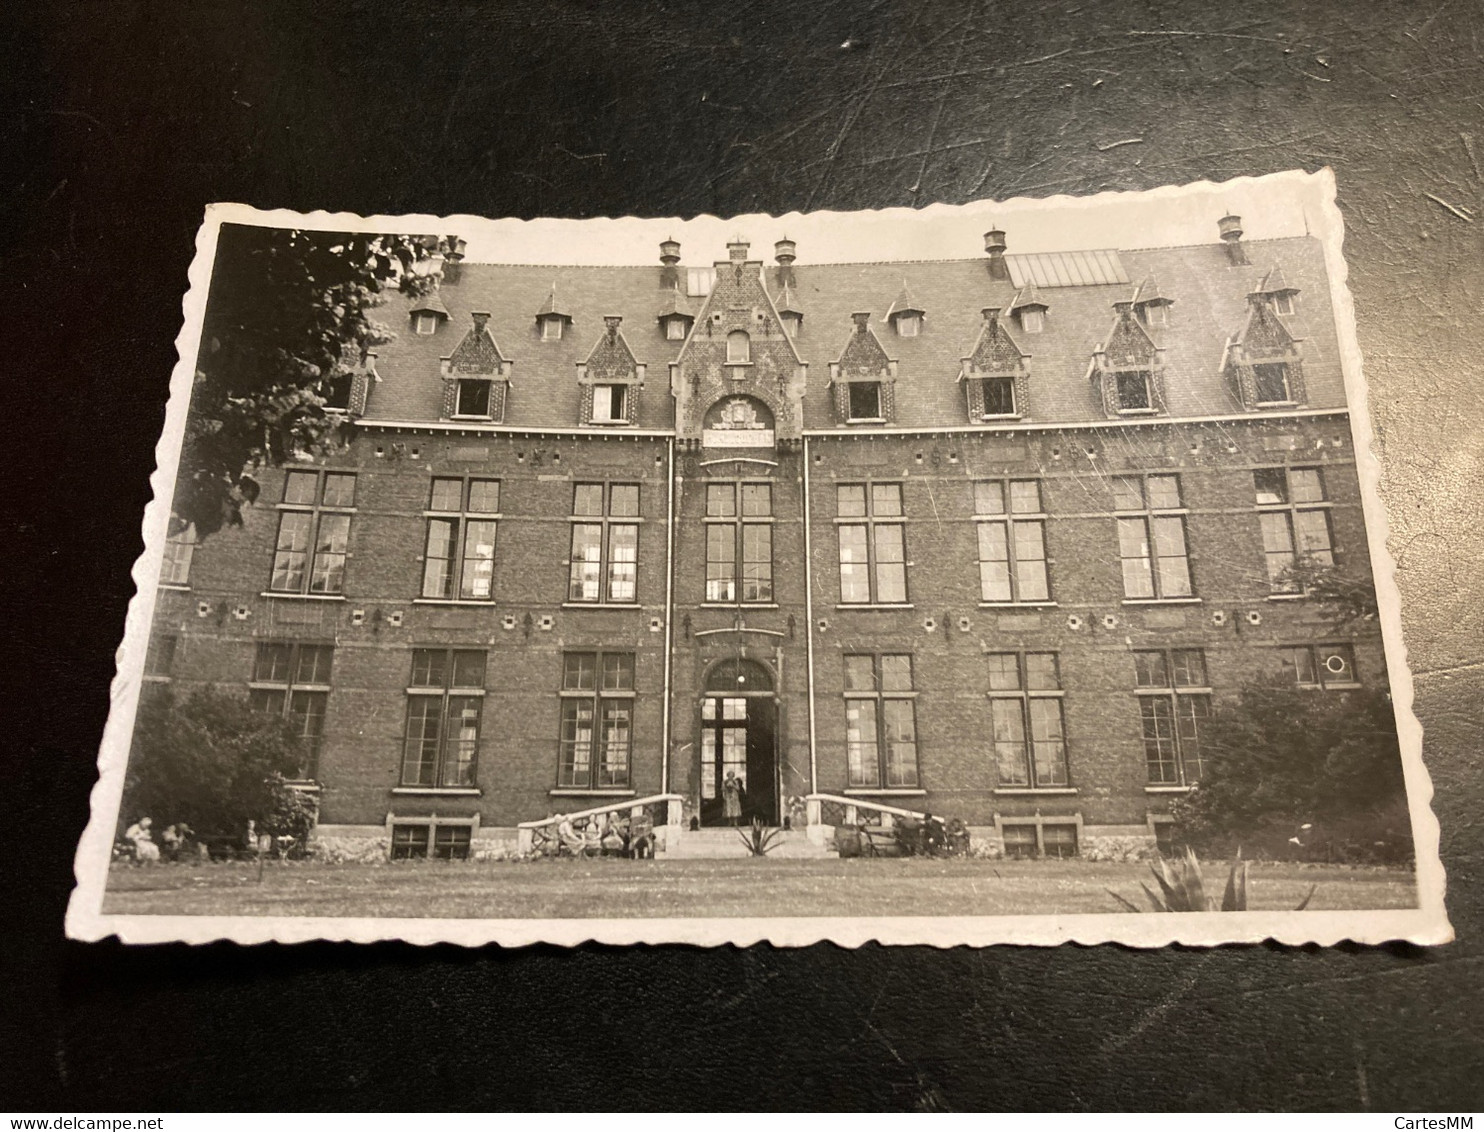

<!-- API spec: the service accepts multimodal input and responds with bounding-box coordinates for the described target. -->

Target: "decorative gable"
[829,312,898,424]
[959,307,1029,420]
[1224,284,1307,410]
[1091,302,1167,417]
[576,316,646,426]
[440,311,512,421]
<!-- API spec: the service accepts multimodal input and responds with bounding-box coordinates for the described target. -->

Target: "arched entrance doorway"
[699,658,778,827]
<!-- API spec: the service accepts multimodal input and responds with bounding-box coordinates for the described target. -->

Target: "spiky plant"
[1109,849,1316,913]
[738,817,785,857]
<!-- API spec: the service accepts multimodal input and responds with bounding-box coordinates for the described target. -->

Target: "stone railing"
[517,794,685,856]
[804,792,928,847]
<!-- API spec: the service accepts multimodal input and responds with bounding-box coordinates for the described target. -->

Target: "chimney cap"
[850,311,872,331]
[1218,214,1244,242]
[984,228,1007,254]
[659,238,681,265]
[727,238,750,262]
[774,238,797,264]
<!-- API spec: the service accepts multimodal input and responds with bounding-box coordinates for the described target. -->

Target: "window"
[454,378,493,419]
[1114,369,1153,411]
[1138,304,1167,327]
[1255,467,1333,592]
[144,634,177,680]
[977,376,1016,418]
[250,642,334,779]
[269,470,356,595]
[894,313,921,337]
[975,480,1049,604]
[161,521,196,585]
[1273,293,1295,316]
[421,477,499,601]
[844,654,919,789]
[687,267,713,297]
[568,483,640,603]
[1282,644,1358,688]
[847,381,883,422]
[414,312,439,336]
[664,316,689,341]
[727,330,751,363]
[540,316,564,341]
[1113,474,1191,600]
[987,652,1068,788]
[401,649,485,788]
[837,483,907,604]
[1001,822,1078,859]
[781,313,802,337]
[704,482,773,603]
[590,384,629,424]
[558,652,635,788]
[390,822,472,860]
[1253,361,1293,404]
[1019,308,1044,334]
[1134,648,1210,786]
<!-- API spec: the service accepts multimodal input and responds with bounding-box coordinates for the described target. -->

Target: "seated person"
[556,815,585,856]
[629,813,655,859]
[601,815,629,855]
[581,820,603,857]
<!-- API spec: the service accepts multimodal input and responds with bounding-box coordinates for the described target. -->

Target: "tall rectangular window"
[400,649,485,788]
[160,519,196,585]
[249,642,334,779]
[568,483,641,604]
[843,654,919,789]
[269,470,356,595]
[1255,467,1333,592]
[837,483,907,604]
[704,482,774,603]
[1112,474,1191,599]
[987,652,1068,788]
[1134,648,1210,786]
[421,477,499,601]
[975,480,1049,603]
[558,652,635,788]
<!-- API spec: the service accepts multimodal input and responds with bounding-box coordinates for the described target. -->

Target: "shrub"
[1110,850,1315,913]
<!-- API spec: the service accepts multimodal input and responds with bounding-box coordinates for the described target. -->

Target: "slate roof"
[361,236,1342,432]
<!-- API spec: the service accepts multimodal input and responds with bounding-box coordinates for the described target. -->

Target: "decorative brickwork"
[1093,305,1167,417]
[576,315,646,426]
[829,312,898,424]
[1226,295,1307,409]
[440,311,512,422]
[960,307,1030,420]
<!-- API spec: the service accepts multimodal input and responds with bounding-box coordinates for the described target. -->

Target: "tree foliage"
[123,687,312,841]
[176,224,454,537]
[1172,682,1411,863]
[1277,555,1380,632]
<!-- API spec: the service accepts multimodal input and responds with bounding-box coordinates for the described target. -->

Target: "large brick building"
[142,215,1387,859]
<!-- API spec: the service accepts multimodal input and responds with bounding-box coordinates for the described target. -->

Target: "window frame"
[664,315,690,341]
[1252,361,1294,405]
[249,641,334,780]
[835,482,908,606]
[1281,643,1359,689]
[540,315,565,341]
[557,651,636,790]
[726,330,751,364]
[1273,293,1295,316]
[1018,308,1044,334]
[160,519,196,586]
[1113,367,1155,412]
[976,375,1018,419]
[390,819,474,860]
[590,383,629,425]
[974,479,1051,605]
[567,482,642,605]
[268,470,357,596]
[1133,648,1211,788]
[987,652,1070,790]
[453,377,495,420]
[703,481,775,605]
[400,648,486,789]
[413,312,439,336]
[843,653,921,790]
[846,380,884,423]
[999,820,1079,859]
[1255,467,1334,593]
[1112,473,1193,601]
[893,313,921,338]
[419,476,501,603]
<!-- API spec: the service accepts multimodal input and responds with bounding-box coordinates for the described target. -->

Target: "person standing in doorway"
[722,770,744,826]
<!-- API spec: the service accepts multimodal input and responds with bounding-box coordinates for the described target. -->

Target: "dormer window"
[1253,362,1293,404]
[978,377,1016,418]
[454,379,494,419]
[415,312,440,336]
[781,312,802,337]
[895,313,921,337]
[848,382,883,421]
[1115,370,1153,412]
[727,330,751,364]
[1018,309,1044,334]
[664,316,689,341]
[1137,304,1167,327]
[1273,293,1295,316]
[591,384,629,424]
[540,315,565,341]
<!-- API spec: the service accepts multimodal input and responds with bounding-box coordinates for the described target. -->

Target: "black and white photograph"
[66,171,1447,948]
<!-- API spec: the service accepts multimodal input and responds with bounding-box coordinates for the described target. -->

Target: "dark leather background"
[2,0,1480,1111]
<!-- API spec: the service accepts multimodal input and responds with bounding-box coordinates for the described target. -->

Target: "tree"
[175,224,454,537]
[1277,554,1379,631]
[1171,682,1412,863]
[123,687,312,843]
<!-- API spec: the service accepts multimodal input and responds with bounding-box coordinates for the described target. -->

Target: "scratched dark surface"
[2,0,1481,1112]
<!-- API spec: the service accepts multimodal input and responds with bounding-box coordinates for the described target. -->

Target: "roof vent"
[1218,214,1249,265]
[774,238,797,266]
[984,227,1009,281]
[659,239,681,266]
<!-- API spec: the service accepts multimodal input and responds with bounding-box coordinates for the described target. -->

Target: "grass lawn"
[100,857,1418,919]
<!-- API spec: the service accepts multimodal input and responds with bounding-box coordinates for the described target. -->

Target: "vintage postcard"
[66,169,1449,947]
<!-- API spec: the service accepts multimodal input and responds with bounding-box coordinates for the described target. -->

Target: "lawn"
[100,857,1418,920]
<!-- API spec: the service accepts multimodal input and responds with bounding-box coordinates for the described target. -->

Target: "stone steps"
[659,827,837,860]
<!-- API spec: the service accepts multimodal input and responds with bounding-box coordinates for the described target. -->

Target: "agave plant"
[1109,848,1315,913]
[738,817,785,857]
